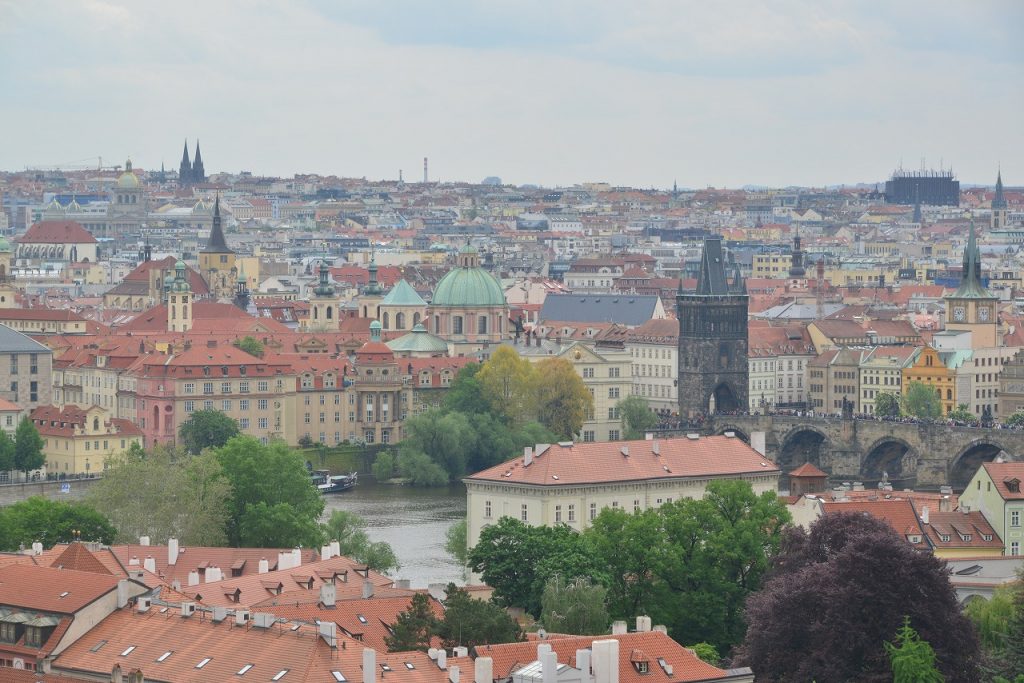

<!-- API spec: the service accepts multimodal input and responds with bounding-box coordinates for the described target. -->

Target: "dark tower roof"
[950,220,994,300]
[789,229,806,278]
[202,195,232,254]
[696,238,730,295]
[314,261,336,297]
[993,170,1007,210]
[179,139,191,187]
[192,140,206,183]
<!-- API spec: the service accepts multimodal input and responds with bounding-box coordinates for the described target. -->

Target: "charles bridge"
[697,414,1024,490]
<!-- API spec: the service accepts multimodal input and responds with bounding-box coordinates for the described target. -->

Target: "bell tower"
[677,238,749,418]
[992,170,1008,230]
[199,195,236,298]
[167,260,193,333]
[305,262,341,331]
[945,220,997,348]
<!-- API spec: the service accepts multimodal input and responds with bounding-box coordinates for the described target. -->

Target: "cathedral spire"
[202,194,231,254]
[192,140,205,183]
[179,139,191,187]
[993,169,1007,209]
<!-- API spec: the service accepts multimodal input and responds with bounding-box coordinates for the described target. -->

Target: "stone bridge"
[700,415,1024,490]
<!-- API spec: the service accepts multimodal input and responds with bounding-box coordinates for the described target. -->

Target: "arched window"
[326,307,333,319]
[383,312,390,329]
[313,307,319,319]
[396,312,405,329]
[453,316,464,335]
[947,389,953,400]
[434,315,441,334]
[93,418,99,431]
[413,312,421,326]
[478,316,488,334]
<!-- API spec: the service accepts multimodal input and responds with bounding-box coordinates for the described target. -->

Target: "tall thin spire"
[202,194,231,254]
[179,139,191,187]
[993,169,1007,209]
[192,140,205,183]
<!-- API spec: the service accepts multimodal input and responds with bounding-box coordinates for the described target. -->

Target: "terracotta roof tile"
[17,220,97,244]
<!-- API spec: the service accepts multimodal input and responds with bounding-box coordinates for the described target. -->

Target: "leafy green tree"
[0,497,116,550]
[540,576,610,635]
[87,445,231,546]
[403,410,473,480]
[948,403,979,424]
[396,447,449,486]
[477,346,537,425]
[874,392,901,418]
[586,507,664,620]
[618,395,658,440]
[902,382,942,420]
[0,429,15,471]
[372,451,396,481]
[885,617,944,683]
[445,519,468,567]
[322,510,399,573]
[14,417,44,474]
[1005,412,1024,428]
[966,585,1016,653]
[216,436,324,547]
[438,583,523,649]
[444,363,487,415]
[534,357,593,439]
[686,643,720,667]
[179,409,240,454]
[233,336,264,357]
[386,593,439,652]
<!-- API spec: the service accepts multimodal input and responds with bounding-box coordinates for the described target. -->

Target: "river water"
[321,481,467,588]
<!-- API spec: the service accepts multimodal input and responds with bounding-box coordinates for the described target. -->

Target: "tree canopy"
[0,497,116,550]
[14,417,44,473]
[477,346,536,425]
[385,593,439,652]
[215,436,324,547]
[902,381,943,420]
[86,445,231,546]
[233,336,264,357]
[618,395,658,440]
[533,357,593,439]
[322,510,399,574]
[437,584,524,649]
[540,576,610,635]
[948,403,979,424]
[179,409,240,454]
[735,512,980,682]
[885,616,944,683]
[874,392,901,418]
[0,429,15,471]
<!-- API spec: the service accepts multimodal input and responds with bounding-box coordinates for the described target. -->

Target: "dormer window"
[634,662,650,674]
[907,535,921,543]
[1007,478,1021,493]
[940,534,950,542]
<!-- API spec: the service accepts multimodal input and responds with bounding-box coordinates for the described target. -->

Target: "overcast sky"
[1,1,1021,188]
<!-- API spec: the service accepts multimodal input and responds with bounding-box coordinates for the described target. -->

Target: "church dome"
[117,159,140,189]
[431,247,505,308]
[0,236,11,253]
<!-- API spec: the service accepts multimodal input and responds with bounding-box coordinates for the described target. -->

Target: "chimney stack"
[128,556,140,566]
[750,432,767,457]
[204,566,217,583]
[541,647,557,683]
[524,446,534,466]
[921,505,930,525]
[167,537,179,565]
[363,648,377,683]
[278,551,291,571]
[143,556,157,574]
[576,650,592,682]
[31,542,43,556]
[362,579,374,599]
[591,640,619,683]
[292,547,302,567]
[449,666,460,683]
[330,540,341,557]
[437,650,447,670]
[139,536,150,546]
[321,544,333,561]
[635,616,651,632]
[258,558,269,574]
[321,582,337,608]
[116,579,129,609]
[474,657,493,683]
[610,621,627,635]
[188,570,200,586]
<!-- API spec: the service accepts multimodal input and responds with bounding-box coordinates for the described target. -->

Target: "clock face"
[979,307,990,322]
[953,306,966,322]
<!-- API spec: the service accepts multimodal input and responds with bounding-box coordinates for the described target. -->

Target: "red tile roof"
[789,462,827,478]
[821,499,928,548]
[983,462,1024,500]
[466,435,779,486]
[17,220,97,244]
[108,545,320,587]
[0,564,124,613]
[49,543,113,575]
[922,510,1003,551]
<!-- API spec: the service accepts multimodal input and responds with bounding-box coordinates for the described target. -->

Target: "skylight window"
[331,672,347,682]
[196,658,211,669]
[290,623,301,631]
[357,615,368,624]
[405,662,415,670]
[156,651,173,662]
[237,663,254,675]
[381,664,393,672]
[90,640,107,652]
[272,670,289,681]
[120,646,136,656]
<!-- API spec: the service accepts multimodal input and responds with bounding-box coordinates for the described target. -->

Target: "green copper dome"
[385,324,449,353]
[0,236,11,252]
[431,255,506,308]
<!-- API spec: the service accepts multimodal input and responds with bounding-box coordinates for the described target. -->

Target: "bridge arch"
[713,425,750,443]
[860,437,918,489]
[950,439,1012,491]
[777,425,830,478]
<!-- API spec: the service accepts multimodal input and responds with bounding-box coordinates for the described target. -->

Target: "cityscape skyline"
[1,1,1021,187]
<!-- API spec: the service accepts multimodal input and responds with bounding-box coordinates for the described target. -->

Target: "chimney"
[362,579,374,599]
[591,640,619,683]
[167,537,179,565]
[635,616,651,633]
[31,542,42,556]
[330,540,341,557]
[278,551,291,571]
[449,666,460,683]
[453,647,469,658]
[921,505,930,525]
[143,556,157,574]
[653,625,667,634]
[474,656,493,683]
[136,596,151,613]
[321,545,333,561]
[258,558,269,574]
[524,446,534,467]
[116,579,129,609]
[750,432,767,457]
[437,650,447,670]
[181,601,196,618]
[940,496,952,513]
[235,609,250,626]
[205,567,216,583]
[320,582,337,608]
[363,648,377,683]
[610,620,627,635]
[651,440,659,456]
[540,647,557,683]
[188,570,200,586]
[128,556,140,566]
[429,648,438,661]
[319,621,338,648]
[292,547,302,567]
[139,536,150,546]
[576,650,592,681]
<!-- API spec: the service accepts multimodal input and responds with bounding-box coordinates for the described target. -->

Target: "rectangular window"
[484,500,492,518]
[9,354,17,375]
[239,418,250,429]
[222,400,232,411]
[634,499,640,513]
[590,502,597,521]
[221,381,232,394]
[203,382,214,395]
[239,382,250,393]
[583,367,594,379]
[258,417,268,429]
[1012,511,1020,528]
[555,505,562,523]
[521,504,528,521]
[582,430,595,442]
[258,381,269,392]
[203,400,213,411]
[184,383,195,394]
[1013,542,1020,557]
[609,367,620,378]
[239,399,250,411]
[608,387,620,399]
[568,504,576,522]
[608,429,620,441]
[185,400,195,413]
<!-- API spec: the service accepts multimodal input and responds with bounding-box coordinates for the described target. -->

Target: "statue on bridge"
[841,395,854,420]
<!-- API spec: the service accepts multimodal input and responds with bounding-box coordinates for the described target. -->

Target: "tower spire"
[179,139,191,187]
[192,139,205,183]
[202,193,231,254]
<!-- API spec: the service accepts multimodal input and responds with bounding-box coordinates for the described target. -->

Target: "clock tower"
[945,221,998,349]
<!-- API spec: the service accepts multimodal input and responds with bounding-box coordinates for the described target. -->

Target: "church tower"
[305,262,341,331]
[199,195,236,299]
[167,260,193,333]
[179,139,192,188]
[677,238,749,417]
[359,253,385,319]
[192,140,206,184]
[788,228,806,279]
[992,170,1008,230]
[945,221,998,348]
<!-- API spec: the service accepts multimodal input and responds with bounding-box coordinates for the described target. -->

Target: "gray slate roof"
[0,324,52,353]
[540,294,660,326]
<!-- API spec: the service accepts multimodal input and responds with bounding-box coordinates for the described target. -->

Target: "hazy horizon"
[2,1,1021,188]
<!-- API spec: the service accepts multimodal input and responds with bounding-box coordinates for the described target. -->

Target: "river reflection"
[321,481,466,588]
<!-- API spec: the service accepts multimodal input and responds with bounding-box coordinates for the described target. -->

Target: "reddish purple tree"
[734,512,980,682]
